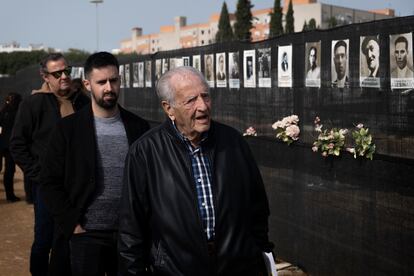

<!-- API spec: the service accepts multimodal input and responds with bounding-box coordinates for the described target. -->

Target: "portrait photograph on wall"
[169,58,177,70]
[258,48,271,88]
[125,64,130,88]
[71,67,84,79]
[390,32,414,89]
[119,64,125,88]
[145,60,152,87]
[192,55,201,71]
[243,50,256,88]
[360,35,380,88]
[216,52,227,88]
[132,62,139,88]
[183,56,190,66]
[204,54,215,87]
[228,51,240,89]
[278,45,292,87]
[138,62,144,88]
[331,39,349,88]
[305,41,321,88]
[155,59,162,81]
[162,58,169,74]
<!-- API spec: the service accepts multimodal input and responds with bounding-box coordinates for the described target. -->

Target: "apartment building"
[120,0,394,54]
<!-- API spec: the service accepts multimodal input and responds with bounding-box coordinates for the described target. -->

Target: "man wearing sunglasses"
[10,53,90,276]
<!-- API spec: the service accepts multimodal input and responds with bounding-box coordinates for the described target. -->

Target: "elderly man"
[332,40,349,87]
[361,36,380,78]
[391,36,414,78]
[119,66,273,275]
[10,53,89,276]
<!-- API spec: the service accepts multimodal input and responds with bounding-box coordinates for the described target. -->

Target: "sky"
[0,0,413,53]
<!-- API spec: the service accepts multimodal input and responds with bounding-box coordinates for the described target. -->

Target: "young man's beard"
[93,92,118,109]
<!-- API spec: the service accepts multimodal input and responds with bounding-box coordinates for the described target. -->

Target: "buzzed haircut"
[84,51,119,79]
[40,53,65,74]
[334,40,347,54]
[395,36,409,50]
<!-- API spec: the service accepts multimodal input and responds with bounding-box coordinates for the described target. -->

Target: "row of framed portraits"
[72,32,414,90]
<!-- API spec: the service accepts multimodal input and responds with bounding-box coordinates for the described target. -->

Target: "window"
[201,30,205,35]
[201,40,204,45]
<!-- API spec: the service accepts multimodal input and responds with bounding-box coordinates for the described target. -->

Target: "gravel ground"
[0,168,32,276]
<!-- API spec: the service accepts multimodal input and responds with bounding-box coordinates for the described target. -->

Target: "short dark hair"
[361,36,379,55]
[40,53,65,74]
[84,52,119,79]
[334,40,347,54]
[395,36,408,50]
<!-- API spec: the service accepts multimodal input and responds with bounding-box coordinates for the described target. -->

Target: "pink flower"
[322,152,328,157]
[346,147,355,153]
[312,146,318,152]
[314,116,320,125]
[285,125,300,140]
[328,143,334,149]
[357,123,364,129]
[314,124,323,132]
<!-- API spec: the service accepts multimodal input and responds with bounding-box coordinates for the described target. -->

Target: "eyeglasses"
[46,67,72,79]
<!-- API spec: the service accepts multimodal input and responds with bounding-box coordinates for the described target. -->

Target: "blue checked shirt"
[173,123,215,240]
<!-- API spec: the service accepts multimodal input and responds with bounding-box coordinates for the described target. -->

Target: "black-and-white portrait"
[183,56,190,67]
[145,60,152,87]
[125,64,130,88]
[390,32,414,89]
[278,45,292,87]
[204,54,214,87]
[155,59,162,81]
[216,52,227,88]
[192,55,201,71]
[138,62,144,88]
[243,50,256,88]
[331,39,349,88]
[119,64,125,88]
[360,35,380,88]
[162,58,169,74]
[132,62,139,88]
[305,42,321,87]
[228,52,240,89]
[258,48,271,88]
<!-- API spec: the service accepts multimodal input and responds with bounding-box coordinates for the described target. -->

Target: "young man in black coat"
[40,52,149,275]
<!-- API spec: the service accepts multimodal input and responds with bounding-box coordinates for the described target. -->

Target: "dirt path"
[0,168,32,276]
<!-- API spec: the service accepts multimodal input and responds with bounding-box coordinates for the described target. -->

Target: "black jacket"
[40,104,150,238]
[0,107,18,151]
[119,119,271,276]
[10,92,89,182]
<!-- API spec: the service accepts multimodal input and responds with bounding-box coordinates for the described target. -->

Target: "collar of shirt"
[171,120,208,152]
[397,66,408,78]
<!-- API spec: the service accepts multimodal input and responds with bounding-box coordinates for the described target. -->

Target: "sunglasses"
[46,66,72,79]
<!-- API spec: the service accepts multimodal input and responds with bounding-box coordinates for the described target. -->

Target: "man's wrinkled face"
[395,41,408,70]
[166,73,211,143]
[84,65,120,110]
[365,40,379,73]
[43,58,71,95]
[334,45,347,79]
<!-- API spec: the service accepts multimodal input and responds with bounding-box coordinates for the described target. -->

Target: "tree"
[269,0,284,37]
[216,2,234,43]
[233,0,254,41]
[328,16,337,28]
[308,18,317,30]
[285,0,295,34]
[302,20,308,31]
